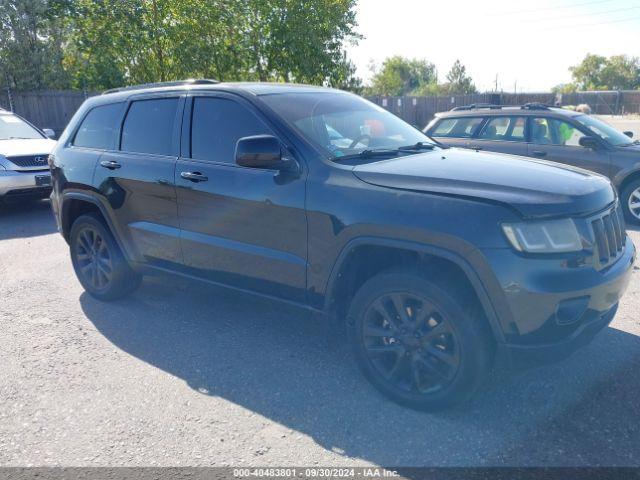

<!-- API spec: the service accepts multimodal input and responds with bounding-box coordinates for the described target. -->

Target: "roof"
[437,104,582,118]
[101,79,335,97]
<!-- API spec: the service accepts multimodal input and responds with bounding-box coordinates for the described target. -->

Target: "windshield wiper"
[335,148,403,161]
[397,141,437,152]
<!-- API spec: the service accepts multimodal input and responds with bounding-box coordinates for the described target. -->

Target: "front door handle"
[531,150,547,157]
[100,160,121,170]
[181,171,209,183]
[469,145,483,150]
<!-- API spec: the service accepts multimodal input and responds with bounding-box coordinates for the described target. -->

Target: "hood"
[614,143,640,154]
[0,138,56,157]
[352,148,615,218]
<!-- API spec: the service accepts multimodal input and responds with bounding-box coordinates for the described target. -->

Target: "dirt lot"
[1,201,639,467]
[597,115,640,138]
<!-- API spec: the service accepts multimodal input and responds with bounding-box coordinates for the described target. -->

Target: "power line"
[495,0,616,16]
[523,5,640,23]
[541,13,640,30]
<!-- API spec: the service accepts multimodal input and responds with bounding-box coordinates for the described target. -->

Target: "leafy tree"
[367,56,437,96]
[443,59,476,94]
[62,0,360,90]
[0,0,71,89]
[551,83,578,94]
[569,53,640,90]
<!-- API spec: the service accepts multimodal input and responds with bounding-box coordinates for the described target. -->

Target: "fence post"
[615,91,622,116]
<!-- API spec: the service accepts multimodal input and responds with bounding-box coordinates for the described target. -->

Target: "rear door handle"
[469,145,483,150]
[100,160,121,170]
[181,171,209,183]
[531,150,547,157]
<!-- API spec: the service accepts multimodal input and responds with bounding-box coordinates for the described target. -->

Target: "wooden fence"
[1,88,640,137]
[0,90,95,136]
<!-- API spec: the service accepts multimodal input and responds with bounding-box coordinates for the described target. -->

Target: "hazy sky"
[348,0,640,92]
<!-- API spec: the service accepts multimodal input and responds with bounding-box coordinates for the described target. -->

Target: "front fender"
[321,235,509,343]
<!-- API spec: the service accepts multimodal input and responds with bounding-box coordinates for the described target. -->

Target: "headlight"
[502,218,582,253]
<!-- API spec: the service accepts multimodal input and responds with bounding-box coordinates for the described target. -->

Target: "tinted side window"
[531,117,586,146]
[431,117,484,138]
[121,98,179,155]
[478,116,526,141]
[191,97,271,163]
[73,103,123,149]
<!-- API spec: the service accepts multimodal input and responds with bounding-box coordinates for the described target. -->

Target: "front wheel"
[621,179,640,225]
[70,213,141,301]
[348,271,493,411]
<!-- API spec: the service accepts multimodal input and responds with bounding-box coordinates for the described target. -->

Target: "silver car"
[0,108,56,202]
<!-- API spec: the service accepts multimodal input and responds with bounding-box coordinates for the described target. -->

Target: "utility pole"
[494,74,498,93]
[4,73,13,112]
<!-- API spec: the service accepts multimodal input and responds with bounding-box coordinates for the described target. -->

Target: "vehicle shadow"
[0,199,57,240]
[80,275,640,466]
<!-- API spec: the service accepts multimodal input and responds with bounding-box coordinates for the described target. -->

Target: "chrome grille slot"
[590,203,626,270]
[6,155,49,168]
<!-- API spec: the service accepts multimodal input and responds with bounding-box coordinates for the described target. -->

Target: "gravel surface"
[1,201,639,467]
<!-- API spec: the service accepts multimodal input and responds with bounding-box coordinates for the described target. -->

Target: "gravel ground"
[597,115,640,138]
[0,201,639,467]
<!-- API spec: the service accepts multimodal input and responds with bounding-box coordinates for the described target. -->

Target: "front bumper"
[0,169,52,198]
[481,237,635,368]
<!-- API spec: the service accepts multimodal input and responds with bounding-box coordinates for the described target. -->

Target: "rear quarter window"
[431,117,484,138]
[73,103,123,150]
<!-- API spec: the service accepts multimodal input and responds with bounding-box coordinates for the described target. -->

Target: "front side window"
[431,117,484,138]
[190,97,272,163]
[531,117,586,146]
[0,113,43,141]
[574,114,634,146]
[73,103,123,150]
[260,92,435,160]
[478,116,526,142]
[121,98,179,156]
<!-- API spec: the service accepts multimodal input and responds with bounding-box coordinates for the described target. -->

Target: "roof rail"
[521,102,550,110]
[102,79,219,95]
[451,103,504,111]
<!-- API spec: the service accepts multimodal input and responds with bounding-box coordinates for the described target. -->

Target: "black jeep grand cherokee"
[50,80,635,410]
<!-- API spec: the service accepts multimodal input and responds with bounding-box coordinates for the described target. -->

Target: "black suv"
[425,103,640,223]
[50,81,635,410]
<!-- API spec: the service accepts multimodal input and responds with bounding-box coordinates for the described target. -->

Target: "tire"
[69,213,141,301]
[347,270,493,411]
[621,178,640,225]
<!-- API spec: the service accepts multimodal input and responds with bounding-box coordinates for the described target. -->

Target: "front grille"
[6,154,49,168]
[591,203,626,269]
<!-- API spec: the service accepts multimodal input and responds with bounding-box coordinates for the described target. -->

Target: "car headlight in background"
[502,218,582,253]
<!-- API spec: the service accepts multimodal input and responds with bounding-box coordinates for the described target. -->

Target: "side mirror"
[42,128,55,139]
[579,136,599,149]
[624,131,634,138]
[236,135,292,170]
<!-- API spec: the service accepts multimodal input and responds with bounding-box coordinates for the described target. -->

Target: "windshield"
[574,114,634,147]
[0,113,43,140]
[260,92,435,160]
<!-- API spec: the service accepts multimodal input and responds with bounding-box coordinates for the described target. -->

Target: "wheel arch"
[61,192,134,262]
[618,169,640,195]
[323,236,506,343]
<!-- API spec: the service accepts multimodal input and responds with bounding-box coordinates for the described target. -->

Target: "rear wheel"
[621,178,640,225]
[70,213,141,301]
[348,271,493,411]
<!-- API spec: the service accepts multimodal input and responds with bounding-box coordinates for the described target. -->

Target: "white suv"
[0,108,56,202]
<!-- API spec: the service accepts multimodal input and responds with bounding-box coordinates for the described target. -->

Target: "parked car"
[50,81,635,410]
[0,108,56,202]
[424,103,640,224]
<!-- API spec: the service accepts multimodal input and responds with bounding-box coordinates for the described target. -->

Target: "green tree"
[0,0,71,89]
[367,56,437,96]
[569,53,640,90]
[443,59,476,94]
[62,0,360,90]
